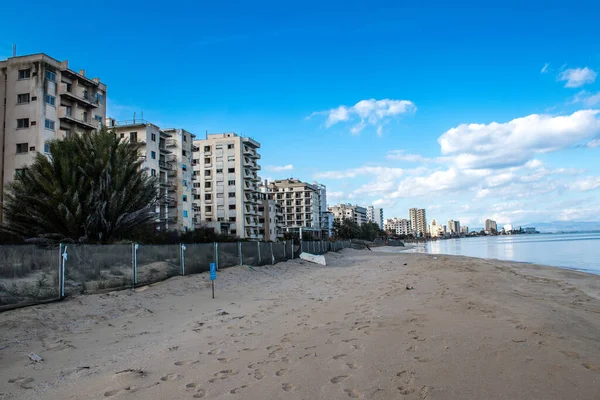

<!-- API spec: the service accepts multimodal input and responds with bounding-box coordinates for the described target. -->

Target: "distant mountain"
[523,221,600,233]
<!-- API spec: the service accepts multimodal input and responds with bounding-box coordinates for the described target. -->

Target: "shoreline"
[1,249,599,399]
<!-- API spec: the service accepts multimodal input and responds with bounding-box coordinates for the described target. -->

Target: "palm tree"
[2,127,157,243]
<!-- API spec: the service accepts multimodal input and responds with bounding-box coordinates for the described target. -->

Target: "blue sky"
[2,1,600,228]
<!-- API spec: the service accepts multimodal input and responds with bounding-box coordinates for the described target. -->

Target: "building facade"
[192,133,262,239]
[409,208,427,237]
[329,203,368,226]
[367,206,384,229]
[263,178,323,237]
[257,190,283,241]
[485,219,497,233]
[460,225,469,235]
[448,220,461,235]
[384,218,411,235]
[0,53,107,222]
[429,219,446,237]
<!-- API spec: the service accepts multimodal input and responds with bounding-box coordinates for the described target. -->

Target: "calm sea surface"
[405,232,600,275]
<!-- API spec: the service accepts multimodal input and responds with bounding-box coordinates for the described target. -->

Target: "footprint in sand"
[217,358,230,363]
[333,354,347,360]
[8,377,34,389]
[282,383,295,392]
[346,362,360,370]
[344,388,360,398]
[352,344,364,350]
[560,351,580,359]
[161,373,183,382]
[192,388,206,398]
[398,386,415,395]
[104,386,137,397]
[175,360,199,366]
[230,385,248,394]
[342,339,357,343]
[582,363,600,372]
[254,370,264,380]
[208,348,224,355]
[330,375,349,383]
[186,382,201,389]
[275,369,287,376]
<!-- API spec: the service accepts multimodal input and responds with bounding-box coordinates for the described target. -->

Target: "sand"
[1,249,599,399]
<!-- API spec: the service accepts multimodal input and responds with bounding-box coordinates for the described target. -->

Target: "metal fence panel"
[241,242,259,266]
[217,242,239,269]
[66,244,132,295]
[273,242,286,262]
[0,245,59,309]
[136,245,180,286]
[259,242,272,265]
[185,243,214,274]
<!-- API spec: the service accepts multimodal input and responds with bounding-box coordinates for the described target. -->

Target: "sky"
[2,1,600,229]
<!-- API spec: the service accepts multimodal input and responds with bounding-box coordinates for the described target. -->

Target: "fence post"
[257,241,261,264]
[58,243,63,299]
[238,242,243,266]
[300,240,303,254]
[214,242,219,271]
[283,241,287,259]
[180,243,186,275]
[60,245,68,298]
[291,239,294,259]
[270,242,274,265]
[133,243,139,287]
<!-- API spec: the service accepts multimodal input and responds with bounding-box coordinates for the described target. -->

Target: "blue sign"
[210,262,216,280]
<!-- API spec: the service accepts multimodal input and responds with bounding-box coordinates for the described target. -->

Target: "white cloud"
[569,177,600,192]
[587,139,600,148]
[559,67,597,88]
[386,150,432,163]
[438,110,600,169]
[541,63,550,73]
[314,166,404,180]
[571,90,600,107]
[376,126,383,137]
[309,98,416,134]
[264,164,294,172]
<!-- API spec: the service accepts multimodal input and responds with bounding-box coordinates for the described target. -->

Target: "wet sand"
[1,249,599,399]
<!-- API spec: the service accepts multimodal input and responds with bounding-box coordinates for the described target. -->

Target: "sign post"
[210,262,216,299]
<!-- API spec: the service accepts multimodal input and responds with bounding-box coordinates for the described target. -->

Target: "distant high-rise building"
[448,220,461,235]
[409,208,427,237]
[485,219,498,233]
[385,218,411,235]
[329,203,368,226]
[460,226,469,235]
[367,206,384,229]
[430,219,446,237]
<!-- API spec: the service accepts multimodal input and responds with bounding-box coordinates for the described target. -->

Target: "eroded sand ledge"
[1,249,599,399]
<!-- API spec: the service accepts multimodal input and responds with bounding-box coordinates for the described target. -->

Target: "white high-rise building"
[485,219,497,234]
[192,132,262,239]
[448,220,461,235]
[384,218,411,235]
[409,208,427,237]
[367,206,384,229]
[329,203,368,226]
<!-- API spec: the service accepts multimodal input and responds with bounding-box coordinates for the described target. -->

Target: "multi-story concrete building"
[329,203,368,226]
[0,53,107,222]
[367,206,384,229]
[384,217,411,235]
[192,133,261,239]
[257,189,283,241]
[429,219,446,237]
[447,220,461,235]
[460,226,469,235]
[264,179,323,237]
[409,208,427,237]
[485,219,497,234]
[314,182,332,237]
[163,128,195,232]
[106,121,195,232]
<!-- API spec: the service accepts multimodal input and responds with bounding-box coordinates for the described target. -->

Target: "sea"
[405,232,600,275]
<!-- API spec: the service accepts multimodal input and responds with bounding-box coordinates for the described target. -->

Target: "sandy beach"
[1,249,599,399]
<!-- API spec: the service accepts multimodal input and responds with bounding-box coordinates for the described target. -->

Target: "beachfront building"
[485,219,498,234]
[192,132,262,239]
[315,182,333,238]
[329,203,368,226]
[367,206,384,229]
[460,226,469,235]
[262,178,324,238]
[409,208,427,237]
[385,218,411,235]
[448,220,461,235]
[429,219,446,237]
[0,53,107,223]
[257,189,284,241]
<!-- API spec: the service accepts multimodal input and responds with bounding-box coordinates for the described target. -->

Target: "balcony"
[166,154,177,162]
[158,160,172,170]
[59,84,99,108]
[58,107,96,130]
[168,169,177,177]
[167,183,177,192]
[166,139,177,147]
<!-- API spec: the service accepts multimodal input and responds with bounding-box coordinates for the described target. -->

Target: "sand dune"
[1,249,599,399]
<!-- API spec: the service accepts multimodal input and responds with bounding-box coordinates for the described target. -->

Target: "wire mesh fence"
[0,239,351,310]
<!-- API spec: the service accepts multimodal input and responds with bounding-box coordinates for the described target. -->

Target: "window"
[216,144,223,149]
[130,132,137,142]
[44,142,50,153]
[151,169,157,176]
[44,94,55,106]
[66,83,72,92]
[228,168,235,173]
[82,111,88,122]
[65,106,72,116]
[182,150,187,156]
[94,115,102,124]
[205,182,212,188]
[45,70,56,82]
[183,135,187,142]
[231,229,236,235]
[192,158,198,165]
[227,144,234,149]
[228,180,235,185]
[205,206,212,212]
[193,195,201,200]
[16,143,28,154]
[216,168,223,173]
[204,146,211,152]
[95,93,103,104]
[193,182,201,188]
[29,146,36,152]
[183,180,187,187]
[120,133,125,139]
[17,93,30,104]
[15,168,26,177]
[204,170,211,176]
[229,205,236,210]
[183,210,188,218]
[44,119,55,130]
[151,151,156,159]
[227,156,235,161]
[217,193,224,198]
[230,217,236,222]
[205,194,212,200]
[183,195,188,202]
[18,69,31,80]
[228,192,235,198]
[204,157,211,164]
[151,133,156,142]
[17,118,29,129]
[182,165,187,171]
